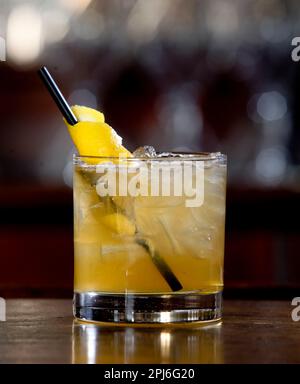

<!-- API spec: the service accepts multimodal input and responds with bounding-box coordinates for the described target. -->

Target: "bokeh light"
[257,91,287,122]
[7,4,44,65]
[255,147,287,184]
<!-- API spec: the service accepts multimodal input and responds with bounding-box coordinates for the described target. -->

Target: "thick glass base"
[73,291,222,324]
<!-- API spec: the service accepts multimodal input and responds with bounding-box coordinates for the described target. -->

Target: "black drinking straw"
[38,66,78,126]
[38,66,182,292]
[136,239,183,292]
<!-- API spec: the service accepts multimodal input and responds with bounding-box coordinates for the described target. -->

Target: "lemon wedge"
[72,105,105,123]
[65,105,132,158]
[66,105,134,235]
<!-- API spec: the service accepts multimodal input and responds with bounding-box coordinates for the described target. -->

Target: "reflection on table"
[72,321,223,364]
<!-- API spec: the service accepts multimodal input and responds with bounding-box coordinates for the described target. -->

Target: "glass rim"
[73,151,227,163]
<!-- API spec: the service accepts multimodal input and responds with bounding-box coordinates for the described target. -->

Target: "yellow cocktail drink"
[73,153,226,323]
[61,104,226,324]
[37,68,226,324]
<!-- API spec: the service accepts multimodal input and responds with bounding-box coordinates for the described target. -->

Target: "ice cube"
[133,145,157,158]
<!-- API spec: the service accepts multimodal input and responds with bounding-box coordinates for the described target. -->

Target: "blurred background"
[0,0,300,298]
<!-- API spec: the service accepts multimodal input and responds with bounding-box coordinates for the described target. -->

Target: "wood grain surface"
[0,299,298,363]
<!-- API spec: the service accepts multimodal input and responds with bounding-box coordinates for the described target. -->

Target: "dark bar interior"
[1,0,300,366]
[1,0,300,299]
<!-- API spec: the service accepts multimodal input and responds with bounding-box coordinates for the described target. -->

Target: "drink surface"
[73,156,226,295]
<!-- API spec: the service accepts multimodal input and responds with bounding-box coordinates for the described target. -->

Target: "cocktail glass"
[73,152,226,324]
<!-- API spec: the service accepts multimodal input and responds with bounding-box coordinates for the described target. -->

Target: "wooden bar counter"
[0,299,298,364]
